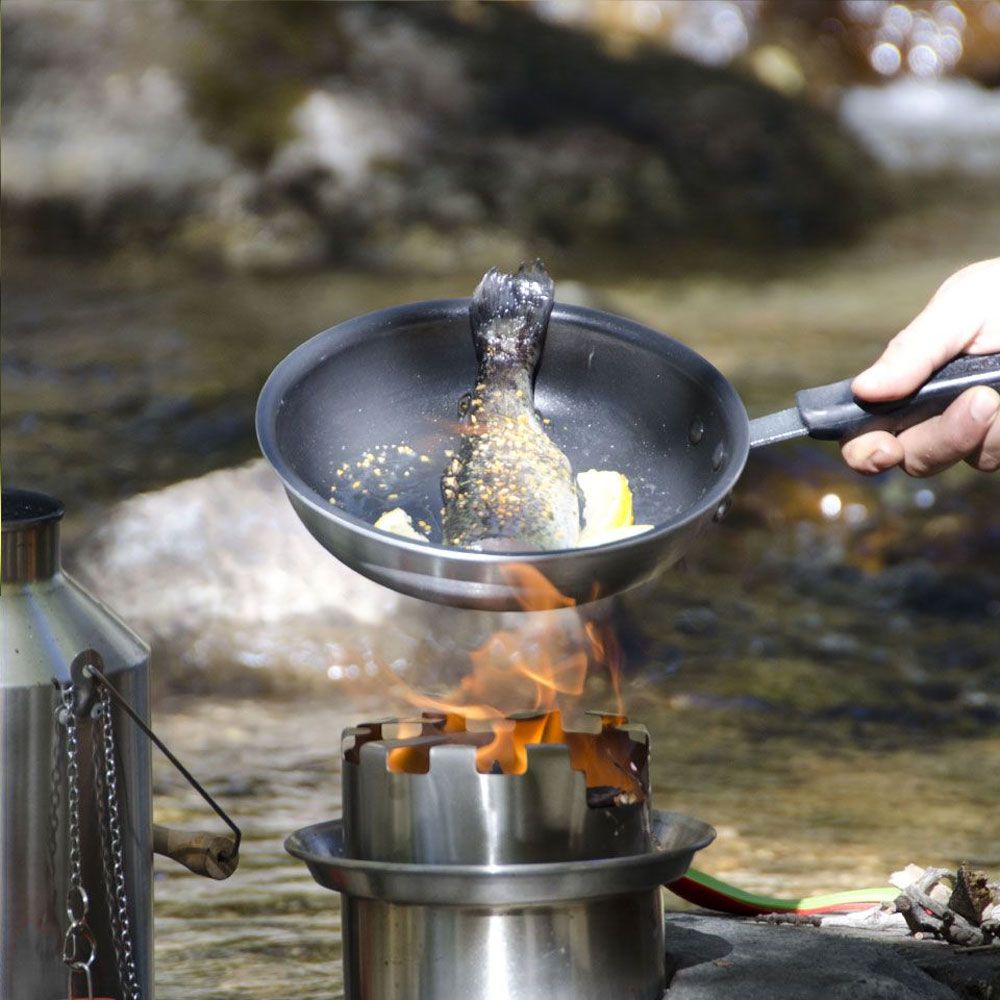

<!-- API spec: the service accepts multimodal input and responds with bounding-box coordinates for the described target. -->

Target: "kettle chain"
[93,683,142,1000]
[58,681,142,1000]
[58,684,96,1000]
[48,708,65,919]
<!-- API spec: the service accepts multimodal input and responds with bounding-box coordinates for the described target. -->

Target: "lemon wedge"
[577,469,652,547]
[374,508,429,543]
[578,469,634,532]
[577,523,654,547]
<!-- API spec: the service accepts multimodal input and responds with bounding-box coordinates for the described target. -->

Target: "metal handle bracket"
[77,654,241,872]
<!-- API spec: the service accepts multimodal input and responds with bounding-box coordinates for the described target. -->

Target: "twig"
[896,879,989,947]
[756,913,822,927]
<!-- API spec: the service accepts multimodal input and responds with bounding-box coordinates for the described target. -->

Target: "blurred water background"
[2,2,999,997]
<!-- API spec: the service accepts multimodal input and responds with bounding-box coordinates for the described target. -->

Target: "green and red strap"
[668,868,898,916]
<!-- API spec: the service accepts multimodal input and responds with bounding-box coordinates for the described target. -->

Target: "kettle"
[1,489,239,1000]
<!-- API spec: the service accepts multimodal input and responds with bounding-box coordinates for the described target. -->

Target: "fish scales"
[442,261,580,551]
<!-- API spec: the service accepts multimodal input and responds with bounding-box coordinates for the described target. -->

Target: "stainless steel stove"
[287,711,714,999]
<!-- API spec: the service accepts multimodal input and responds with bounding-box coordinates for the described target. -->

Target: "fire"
[382,565,640,798]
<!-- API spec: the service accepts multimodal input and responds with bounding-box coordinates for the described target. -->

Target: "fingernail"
[854,364,885,392]
[969,388,1000,423]
[868,446,895,470]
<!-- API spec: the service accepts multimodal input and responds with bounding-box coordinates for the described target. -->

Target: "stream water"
[3,184,999,998]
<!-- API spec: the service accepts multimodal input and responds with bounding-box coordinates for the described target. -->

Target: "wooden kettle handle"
[153,824,239,880]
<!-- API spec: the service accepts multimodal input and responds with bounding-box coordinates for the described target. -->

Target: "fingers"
[852,258,999,403]
[853,296,979,402]
[843,259,1000,477]
[967,410,1000,472]
[893,386,1000,477]
[841,387,1000,476]
[840,430,904,475]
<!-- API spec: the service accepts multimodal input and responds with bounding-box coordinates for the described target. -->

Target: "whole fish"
[442,261,580,551]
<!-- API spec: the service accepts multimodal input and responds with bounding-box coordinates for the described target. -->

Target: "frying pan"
[256,300,999,611]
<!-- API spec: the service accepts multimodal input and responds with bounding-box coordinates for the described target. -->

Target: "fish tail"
[470,259,555,371]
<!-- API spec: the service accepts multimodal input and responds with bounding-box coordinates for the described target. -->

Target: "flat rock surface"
[664,914,999,999]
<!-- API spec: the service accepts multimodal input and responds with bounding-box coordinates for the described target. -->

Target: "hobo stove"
[287,713,714,1000]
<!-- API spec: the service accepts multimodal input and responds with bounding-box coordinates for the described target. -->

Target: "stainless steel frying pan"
[256,299,999,611]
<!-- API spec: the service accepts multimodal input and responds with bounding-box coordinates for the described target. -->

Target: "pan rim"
[256,298,750,567]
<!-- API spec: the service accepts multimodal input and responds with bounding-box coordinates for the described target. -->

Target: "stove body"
[289,715,714,1000]
[341,873,665,1000]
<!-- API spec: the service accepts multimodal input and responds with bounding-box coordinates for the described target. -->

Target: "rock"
[180,173,329,273]
[840,79,1000,177]
[674,607,720,637]
[268,89,416,198]
[747,635,783,657]
[1,1,233,244]
[552,280,608,310]
[2,0,886,267]
[813,631,861,658]
[908,948,1000,1000]
[664,913,962,999]
[217,775,266,799]
[67,459,597,695]
[74,460,396,627]
[904,572,995,622]
[69,460,415,691]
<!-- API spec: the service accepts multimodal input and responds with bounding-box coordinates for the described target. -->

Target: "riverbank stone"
[67,459,568,695]
[2,1,885,269]
[664,913,998,999]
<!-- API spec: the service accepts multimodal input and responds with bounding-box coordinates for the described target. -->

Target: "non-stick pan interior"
[271,301,745,544]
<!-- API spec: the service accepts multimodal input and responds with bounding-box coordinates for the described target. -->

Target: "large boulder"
[68,460,596,697]
[2,0,886,270]
[70,461,410,693]
[0,0,233,246]
[663,913,991,999]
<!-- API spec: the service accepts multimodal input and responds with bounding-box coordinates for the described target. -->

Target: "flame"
[381,565,635,793]
[381,710,645,800]
[504,564,578,612]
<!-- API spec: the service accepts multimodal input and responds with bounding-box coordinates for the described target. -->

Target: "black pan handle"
[796,352,1000,441]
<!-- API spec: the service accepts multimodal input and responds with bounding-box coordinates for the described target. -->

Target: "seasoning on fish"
[442,260,580,551]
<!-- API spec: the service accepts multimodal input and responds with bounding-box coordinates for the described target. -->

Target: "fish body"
[442,261,580,551]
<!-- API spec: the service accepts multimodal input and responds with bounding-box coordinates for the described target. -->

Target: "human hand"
[841,258,1000,476]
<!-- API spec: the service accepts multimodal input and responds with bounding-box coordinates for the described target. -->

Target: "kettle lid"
[2,489,64,530]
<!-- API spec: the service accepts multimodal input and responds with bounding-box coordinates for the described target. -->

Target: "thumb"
[853,281,984,402]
